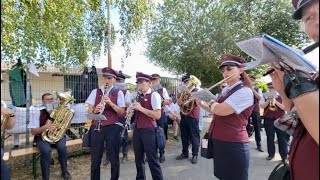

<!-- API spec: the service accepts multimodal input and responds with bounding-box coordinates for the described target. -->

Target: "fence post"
[25,66,31,146]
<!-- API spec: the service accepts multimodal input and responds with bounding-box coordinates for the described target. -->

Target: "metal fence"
[1,63,181,151]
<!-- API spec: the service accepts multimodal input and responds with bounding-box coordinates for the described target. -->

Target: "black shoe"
[176,154,189,160]
[173,136,179,142]
[103,159,110,166]
[266,156,274,160]
[191,156,198,164]
[159,154,165,163]
[62,172,71,180]
[122,156,128,164]
[257,146,264,152]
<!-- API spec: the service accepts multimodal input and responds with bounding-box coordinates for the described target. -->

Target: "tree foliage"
[1,0,154,68]
[146,0,308,86]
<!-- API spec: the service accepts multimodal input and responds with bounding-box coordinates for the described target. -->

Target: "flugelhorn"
[183,73,235,106]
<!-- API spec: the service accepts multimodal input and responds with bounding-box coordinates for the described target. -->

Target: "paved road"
[99,118,284,180]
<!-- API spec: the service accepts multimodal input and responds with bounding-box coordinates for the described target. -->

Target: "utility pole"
[107,0,112,68]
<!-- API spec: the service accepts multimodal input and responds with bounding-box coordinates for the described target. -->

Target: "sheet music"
[178,85,188,93]
[236,34,316,72]
[85,114,107,121]
[190,90,217,102]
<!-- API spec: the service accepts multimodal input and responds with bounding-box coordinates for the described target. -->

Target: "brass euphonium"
[41,91,75,143]
[179,75,201,116]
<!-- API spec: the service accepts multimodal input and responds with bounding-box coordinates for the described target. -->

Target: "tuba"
[1,114,10,139]
[179,75,201,116]
[41,91,75,143]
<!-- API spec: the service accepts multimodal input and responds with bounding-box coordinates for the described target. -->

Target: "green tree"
[1,0,154,68]
[146,0,308,87]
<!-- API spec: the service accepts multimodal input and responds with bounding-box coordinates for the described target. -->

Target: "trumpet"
[183,73,236,106]
[94,84,110,132]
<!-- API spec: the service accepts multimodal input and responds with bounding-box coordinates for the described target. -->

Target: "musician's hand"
[195,99,201,106]
[94,103,104,113]
[177,99,183,106]
[45,123,56,132]
[125,102,130,108]
[132,102,142,111]
[104,96,112,105]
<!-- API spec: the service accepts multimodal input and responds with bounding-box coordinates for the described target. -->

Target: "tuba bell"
[179,75,201,116]
[41,91,75,143]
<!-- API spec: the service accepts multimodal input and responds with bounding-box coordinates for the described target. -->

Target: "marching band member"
[248,75,264,152]
[132,72,163,180]
[28,93,71,180]
[269,0,319,179]
[116,71,132,164]
[197,54,254,180]
[260,83,289,162]
[1,101,16,180]
[151,73,172,163]
[86,67,125,180]
[176,74,201,164]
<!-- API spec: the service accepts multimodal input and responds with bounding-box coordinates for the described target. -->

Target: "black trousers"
[251,111,262,147]
[264,117,290,159]
[180,116,200,156]
[133,127,163,180]
[35,136,68,180]
[156,112,167,155]
[90,124,120,180]
[1,148,10,180]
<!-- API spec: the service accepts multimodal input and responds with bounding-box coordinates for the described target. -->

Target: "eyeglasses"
[136,80,147,84]
[219,65,236,73]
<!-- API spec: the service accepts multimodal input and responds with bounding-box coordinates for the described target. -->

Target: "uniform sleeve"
[117,90,126,108]
[85,89,97,106]
[162,88,170,100]
[151,92,162,110]
[125,91,133,104]
[224,87,254,114]
[27,109,40,129]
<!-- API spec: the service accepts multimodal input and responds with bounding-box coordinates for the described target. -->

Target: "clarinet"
[94,85,109,132]
[120,91,142,139]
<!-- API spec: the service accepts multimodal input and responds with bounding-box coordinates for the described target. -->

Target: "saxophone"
[41,91,75,143]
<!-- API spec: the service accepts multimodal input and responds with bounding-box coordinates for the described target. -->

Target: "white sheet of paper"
[190,90,217,102]
[178,85,188,93]
[202,139,208,148]
[263,91,278,99]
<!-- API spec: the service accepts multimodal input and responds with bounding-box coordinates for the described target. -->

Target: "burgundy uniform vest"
[37,109,50,135]
[252,87,260,112]
[289,121,319,180]
[209,83,254,142]
[263,97,285,120]
[93,87,120,126]
[134,92,157,128]
[187,88,200,119]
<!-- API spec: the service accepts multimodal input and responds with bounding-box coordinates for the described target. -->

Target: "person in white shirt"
[164,94,181,141]
[85,67,125,180]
